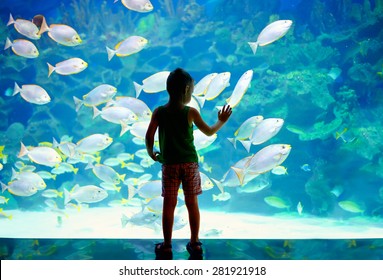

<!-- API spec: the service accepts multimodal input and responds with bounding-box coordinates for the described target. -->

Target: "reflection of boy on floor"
[145,68,232,257]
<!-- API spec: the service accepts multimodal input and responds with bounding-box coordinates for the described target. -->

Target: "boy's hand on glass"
[218,105,232,123]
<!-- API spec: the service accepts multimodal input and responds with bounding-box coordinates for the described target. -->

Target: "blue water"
[1,0,383,259]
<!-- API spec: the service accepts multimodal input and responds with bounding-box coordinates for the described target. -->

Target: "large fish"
[248,20,293,54]
[64,184,108,204]
[232,144,291,185]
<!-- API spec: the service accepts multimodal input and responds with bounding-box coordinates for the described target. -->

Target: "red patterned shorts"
[161,162,202,197]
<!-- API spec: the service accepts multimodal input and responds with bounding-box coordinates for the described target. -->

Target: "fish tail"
[121,213,129,228]
[133,81,143,98]
[194,95,206,108]
[37,16,49,36]
[64,188,72,205]
[127,185,137,200]
[106,46,116,61]
[120,121,131,137]
[114,0,120,3]
[231,166,246,185]
[73,96,83,112]
[18,142,28,158]
[92,106,101,119]
[4,37,12,50]
[1,181,8,193]
[248,42,258,55]
[12,82,21,96]
[47,63,55,77]
[239,140,252,153]
[6,13,15,26]
[211,178,224,194]
[227,137,237,149]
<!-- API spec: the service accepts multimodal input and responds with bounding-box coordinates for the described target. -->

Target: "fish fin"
[133,82,143,98]
[4,37,12,51]
[121,213,129,228]
[7,13,15,26]
[37,16,49,36]
[47,63,55,77]
[92,106,101,119]
[64,188,71,205]
[231,166,246,185]
[120,121,131,137]
[106,46,116,61]
[227,137,237,149]
[248,42,258,55]
[211,178,224,194]
[18,142,28,158]
[12,82,21,96]
[194,95,205,108]
[73,96,83,112]
[1,181,8,193]
[239,140,251,153]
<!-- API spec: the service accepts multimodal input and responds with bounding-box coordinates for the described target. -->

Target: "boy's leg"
[162,195,178,246]
[185,195,200,244]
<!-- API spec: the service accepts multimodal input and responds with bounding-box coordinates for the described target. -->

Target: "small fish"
[93,106,138,136]
[0,196,10,204]
[300,163,311,172]
[250,118,284,146]
[248,20,293,54]
[212,192,231,201]
[18,142,62,167]
[1,179,38,197]
[4,37,39,58]
[122,162,145,173]
[0,208,13,220]
[227,115,264,150]
[133,71,170,98]
[0,146,7,164]
[114,0,154,13]
[106,36,148,61]
[73,84,117,112]
[193,73,218,97]
[41,189,63,198]
[338,200,364,214]
[225,69,253,108]
[47,58,88,77]
[7,13,40,40]
[271,165,288,175]
[137,180,162,199]
[12,168,46,190]
[86,162,125,185]
[39,17,82,46]
[12,82,51,105]
[107,96,152,121]
[297,201,303,215]
[200,172,214,191]
[264,196,290,209]
[64,184,108,204]
[51,163,79,175]
[75,134,113,154]
[203,72,231,101]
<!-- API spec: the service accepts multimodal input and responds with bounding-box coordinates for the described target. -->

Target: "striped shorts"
[161,162,202,197]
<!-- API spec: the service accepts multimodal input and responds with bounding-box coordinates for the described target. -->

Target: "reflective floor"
[1,238,382,260]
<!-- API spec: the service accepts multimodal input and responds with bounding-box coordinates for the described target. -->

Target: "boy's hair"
[166,68,193,98]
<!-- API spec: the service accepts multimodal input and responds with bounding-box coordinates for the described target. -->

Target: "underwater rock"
[6,122,25,142]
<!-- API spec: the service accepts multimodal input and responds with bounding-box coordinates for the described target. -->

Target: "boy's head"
[167,68,194,102]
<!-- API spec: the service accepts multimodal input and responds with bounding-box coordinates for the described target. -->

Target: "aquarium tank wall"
[1,0,383,247]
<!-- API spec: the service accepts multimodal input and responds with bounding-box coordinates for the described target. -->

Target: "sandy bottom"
[1,207,383,239]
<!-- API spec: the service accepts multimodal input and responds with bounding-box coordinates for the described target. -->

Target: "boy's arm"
[145,108,159,161]
[190,105,232,136]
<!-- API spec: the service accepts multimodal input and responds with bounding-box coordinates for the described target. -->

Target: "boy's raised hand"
[218,104,232,123]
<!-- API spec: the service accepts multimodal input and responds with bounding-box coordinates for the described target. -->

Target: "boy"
[145,68,232,257]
